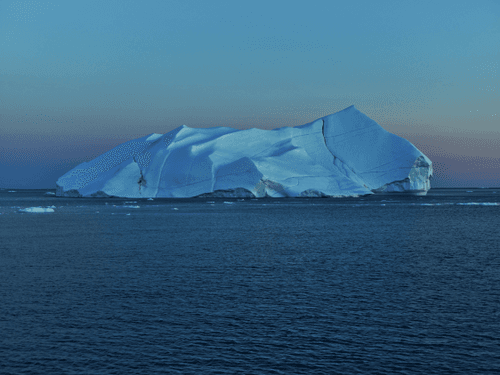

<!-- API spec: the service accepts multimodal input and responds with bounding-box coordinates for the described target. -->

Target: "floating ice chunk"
[123,205,140,208]
[8,191,16,193]
[126,213,131,216]
[147,198,154,200]
[172,208,179,210]
[206,201,215,203]
[457,202,498,206]
[44,192,56,195]
[56,106,432,198]
[223,201,234,204]
[19,207,55,213]
[124,201,137,203]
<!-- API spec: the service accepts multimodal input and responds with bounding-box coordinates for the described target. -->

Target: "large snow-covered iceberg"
[56,106,432,198]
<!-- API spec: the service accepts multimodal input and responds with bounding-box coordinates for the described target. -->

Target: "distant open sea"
[1,188,499,374]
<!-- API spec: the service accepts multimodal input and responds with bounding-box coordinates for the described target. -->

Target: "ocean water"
[1,188,499,374]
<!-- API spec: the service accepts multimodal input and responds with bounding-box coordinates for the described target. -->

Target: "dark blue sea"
[1,188,499,374]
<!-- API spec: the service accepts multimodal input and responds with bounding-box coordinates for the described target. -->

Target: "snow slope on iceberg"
[322,106,432,193]
[56,106,432,198]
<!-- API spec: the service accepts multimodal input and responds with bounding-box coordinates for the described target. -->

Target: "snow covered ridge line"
[56,106,432,198]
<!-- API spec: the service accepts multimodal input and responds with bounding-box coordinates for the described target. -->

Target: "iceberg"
[56,106,432,198]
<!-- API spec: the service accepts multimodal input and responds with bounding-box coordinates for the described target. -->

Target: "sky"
[1,0,499,189]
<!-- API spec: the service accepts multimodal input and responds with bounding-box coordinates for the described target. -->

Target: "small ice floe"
[44,192,56,195]
[8,191,16,193]
[147,198,154,201]
[124,201,137,204]
[457,202,498,206]
[122,205,140,208]
[223,201,234,204]
[172,208,179,210]
[380,204,386,206]
[126,213,131,216]
[237,199,245,201]
[19,207,55,213]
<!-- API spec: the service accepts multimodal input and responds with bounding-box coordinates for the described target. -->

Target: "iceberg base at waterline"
[56,106,432,199]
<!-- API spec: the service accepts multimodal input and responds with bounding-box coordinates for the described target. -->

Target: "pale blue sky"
[1,0,499,188]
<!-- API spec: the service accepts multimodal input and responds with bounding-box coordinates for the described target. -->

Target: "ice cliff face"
[56,106,432,198]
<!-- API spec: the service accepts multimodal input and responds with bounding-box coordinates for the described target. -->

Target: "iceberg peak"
[56,106,432,198]
[342,104,357,111]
